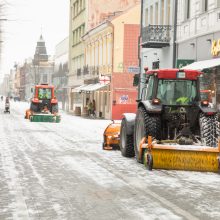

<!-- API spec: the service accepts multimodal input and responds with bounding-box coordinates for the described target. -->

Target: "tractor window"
[157,80,197,105]
[146,75,154,100]
[38,88,52,99]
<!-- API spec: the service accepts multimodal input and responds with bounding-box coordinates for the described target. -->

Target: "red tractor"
[119,68,220,172]
[25,84,60,122]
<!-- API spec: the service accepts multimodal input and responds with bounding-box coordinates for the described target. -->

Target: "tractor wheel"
[120,118,135,157]
[52,104,58,114]
[199,113,220,147]
[30,103,38,112]
[143,150,153,171]
[134,106,161,163]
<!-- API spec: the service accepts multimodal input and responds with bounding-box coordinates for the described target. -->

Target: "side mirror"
[31,88,33,93]
[133,74,139,86]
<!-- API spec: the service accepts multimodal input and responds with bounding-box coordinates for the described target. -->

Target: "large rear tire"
[134,106,161,163]
[120,118,135,157]
[199,113,219,147]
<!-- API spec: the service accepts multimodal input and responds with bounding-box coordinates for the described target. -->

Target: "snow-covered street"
[0,101,220,220]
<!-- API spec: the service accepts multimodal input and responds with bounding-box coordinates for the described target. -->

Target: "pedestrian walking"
[92,99,96,118]
[88,100,93,117]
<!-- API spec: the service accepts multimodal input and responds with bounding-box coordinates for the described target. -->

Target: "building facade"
[53,37,69,110]
[78,4,140,119]
[1,74,10,97]
[141,0,175,69]
[68,0,140,114]
[25,35,54,101]
[177,0,220,106]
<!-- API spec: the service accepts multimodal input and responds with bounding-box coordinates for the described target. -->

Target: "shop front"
[178,31,220,107]
[111,72,137,120]
[72,83,111,118]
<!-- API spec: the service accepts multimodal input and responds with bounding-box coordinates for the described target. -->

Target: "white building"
[53,37,69,110]
[177,0,220,105]
[141,0,175,70]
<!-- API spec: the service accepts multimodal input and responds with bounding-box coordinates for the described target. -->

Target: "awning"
[81,83,110,92]
[71,85,87,93]
[72,83,110,93]
[182,58,220,70]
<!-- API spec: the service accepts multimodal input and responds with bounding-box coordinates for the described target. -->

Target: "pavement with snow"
[0,101,220,220]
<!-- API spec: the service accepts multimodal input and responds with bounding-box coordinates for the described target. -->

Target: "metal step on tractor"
[105,68,220,172]
[25,84,61,123]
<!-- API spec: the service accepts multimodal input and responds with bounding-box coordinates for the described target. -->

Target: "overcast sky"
[0,0,69,79]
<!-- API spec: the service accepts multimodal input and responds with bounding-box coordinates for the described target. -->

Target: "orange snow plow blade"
[103,121,121,150]
[140,136,220,172]
[25,109,32,119]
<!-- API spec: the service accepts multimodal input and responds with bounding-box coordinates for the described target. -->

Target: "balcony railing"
[142,25,172,48]
[83,65,89,75]
[89,66,99,76]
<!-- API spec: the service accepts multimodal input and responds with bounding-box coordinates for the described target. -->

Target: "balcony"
[89,66,99,76]
[141,25,172,48]
[83,65,89,75]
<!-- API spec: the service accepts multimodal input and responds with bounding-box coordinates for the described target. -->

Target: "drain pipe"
[172,0,178,68]
[138,0,144,99]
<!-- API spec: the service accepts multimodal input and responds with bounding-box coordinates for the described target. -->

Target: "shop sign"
[128,66,140,73]
[119,95,128,104]
[211,39,220,57]
[176,59,194,68]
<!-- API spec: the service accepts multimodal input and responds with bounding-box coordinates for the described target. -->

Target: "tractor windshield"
[38,88,52,99]
[157,80,197,105]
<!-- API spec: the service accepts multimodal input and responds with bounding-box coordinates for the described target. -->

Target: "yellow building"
[81,4,140,119]
[82,21,113,118]
[68,0,140,115]
[68,0,87,112]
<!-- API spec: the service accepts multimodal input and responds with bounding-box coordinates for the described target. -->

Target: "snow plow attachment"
[140,136,220,172]
[30,114,61,123]
[103,121,121,150]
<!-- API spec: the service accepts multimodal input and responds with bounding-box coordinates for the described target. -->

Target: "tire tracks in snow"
[20,119,200,220]
[6,104,219,219]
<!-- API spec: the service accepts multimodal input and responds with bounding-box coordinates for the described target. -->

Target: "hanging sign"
[211,39,220,57]
[99,75,110,85]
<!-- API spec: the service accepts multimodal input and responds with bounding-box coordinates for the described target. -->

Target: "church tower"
[33,35,48,65]
[31,34,54,85]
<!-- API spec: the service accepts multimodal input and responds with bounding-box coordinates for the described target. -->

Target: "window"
[43,74,47,83]
[150,5,153,24]
[145,75,155,100]
[186,0,190,19]
[145,8,149,26]
[79,0,82,11]
[155,3,158,25]
[72,24,85,46]
[38,88,51,99]
[202,0,208,12]
[72,0,85,17]
[161,0,164,24]
[73,31,75,45]
[167,0,170,25]
[157,80,197,105]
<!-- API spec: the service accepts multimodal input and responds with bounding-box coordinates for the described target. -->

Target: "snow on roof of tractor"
[145,68,202,80]
[35,84,55,89]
